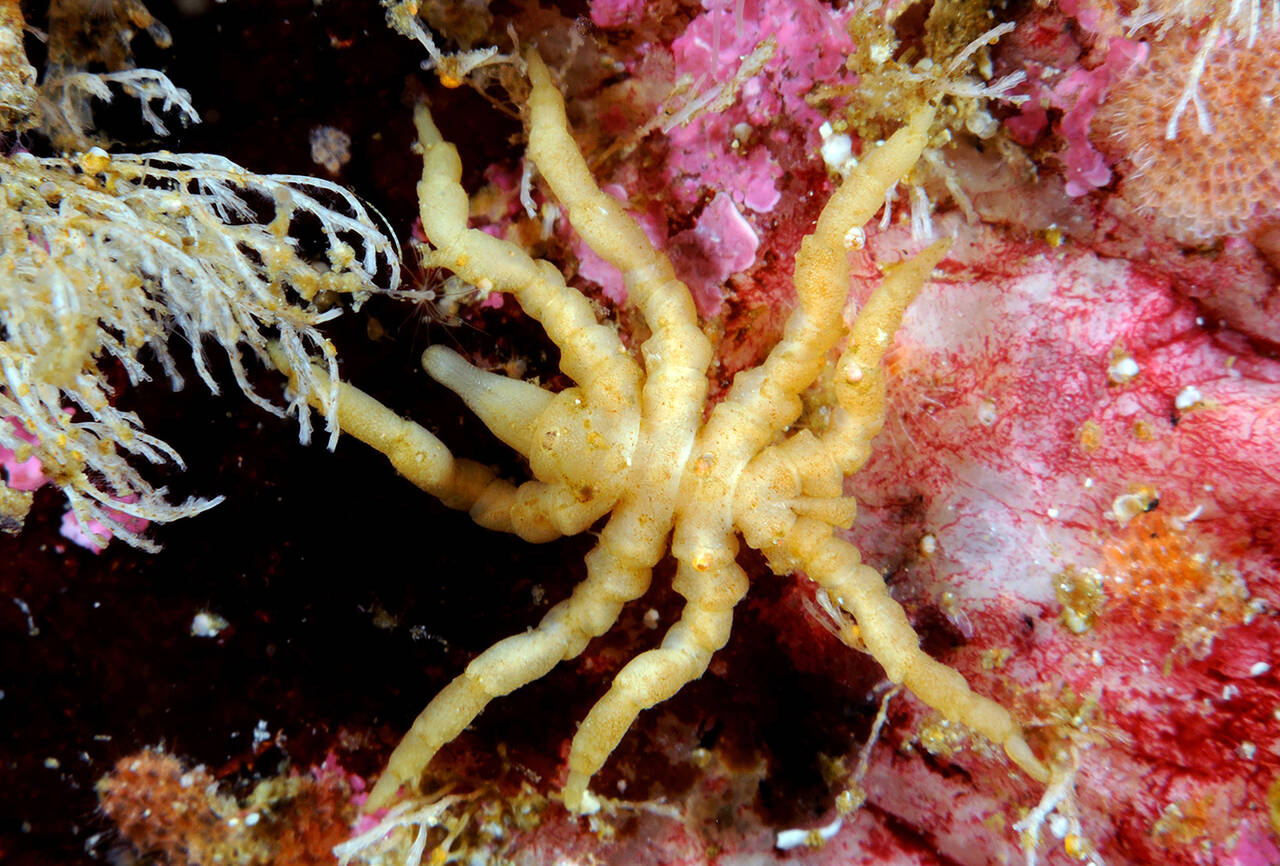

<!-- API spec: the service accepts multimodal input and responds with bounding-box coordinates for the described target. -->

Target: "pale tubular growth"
[0,145,398,548]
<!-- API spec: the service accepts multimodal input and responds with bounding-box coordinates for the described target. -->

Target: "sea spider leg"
[412,104,643,536]
[735,245,1050,784]
[526,50,731,812]
[367,52,719,810]
[555,104,944,811]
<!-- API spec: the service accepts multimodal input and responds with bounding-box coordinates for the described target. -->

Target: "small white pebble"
[1108,356,1139,384]
[190,611,229,638]
[1249,662,1270,677]
[776,817,842,851]
[820,124,854,175]
[1174,385,1204,411]
[1048,813,1070,839]
[1110,491,1156,527]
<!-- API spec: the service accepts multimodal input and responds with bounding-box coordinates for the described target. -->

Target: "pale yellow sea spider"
[285,50,1049,814]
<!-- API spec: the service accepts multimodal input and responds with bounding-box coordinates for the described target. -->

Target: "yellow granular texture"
[1094,29,1280,242]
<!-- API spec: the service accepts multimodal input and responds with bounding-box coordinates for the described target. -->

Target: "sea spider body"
[288,50,1048,815]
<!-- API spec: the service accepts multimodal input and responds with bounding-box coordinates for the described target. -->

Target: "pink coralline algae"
[1008,36,1148,197]
[662,0,855,213]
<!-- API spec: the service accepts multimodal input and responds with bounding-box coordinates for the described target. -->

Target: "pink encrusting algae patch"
[566,0,860,335]
[666,192,759,317]
[663,0,855,214]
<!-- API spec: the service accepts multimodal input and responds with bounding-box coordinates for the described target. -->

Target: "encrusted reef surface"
[2,1,1279,865]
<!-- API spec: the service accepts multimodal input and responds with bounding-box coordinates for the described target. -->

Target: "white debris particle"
[776,816,843,851]
[1091,650,1104,666]
[44,757,60,769]
[1249,662,1270,677]
[519,157,536,219]
[309,125,352,174]
[540,202,560,240]
[1083,477,1094,488]
[976,398,998,427]
[190,610,229,638]
[1171,504,1205,531]
[1046,507,1060,519]
[1108,355,1140,384]
[1048,813,1070,838]
[819,121,855,176]
[643,608,660,629]
[13,597,39,636]
[1239,741,1257,760]
[1174,384,1204,411]
[1110,490,1157,527]
[577,790,602,816]
[1222,684,1240,700]
[252,719,270,748]
[244,812,260,826]
[919,534,937,556]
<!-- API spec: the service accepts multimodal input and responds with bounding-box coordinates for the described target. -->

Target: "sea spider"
[286,50,1049,814]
